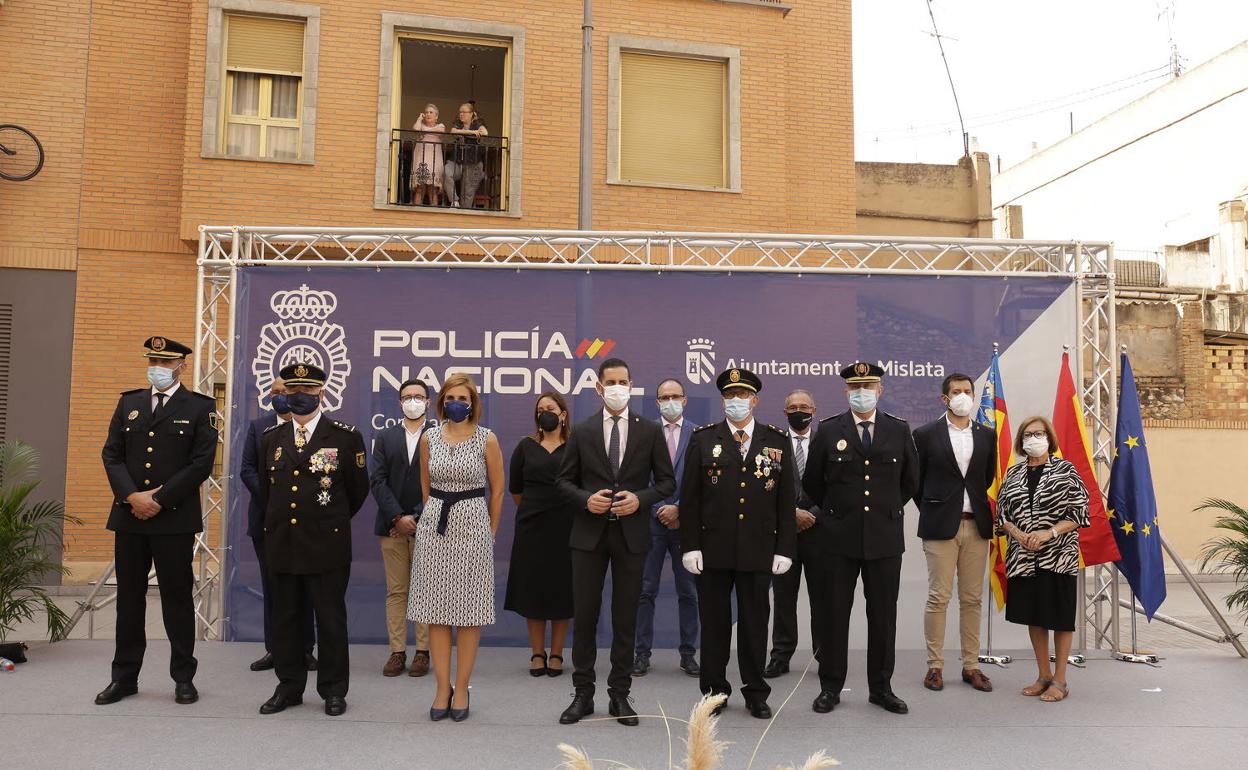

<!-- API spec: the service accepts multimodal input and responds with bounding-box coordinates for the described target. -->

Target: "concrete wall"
[856,152,993,238]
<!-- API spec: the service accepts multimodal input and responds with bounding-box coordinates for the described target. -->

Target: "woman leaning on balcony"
[411,103,446,207]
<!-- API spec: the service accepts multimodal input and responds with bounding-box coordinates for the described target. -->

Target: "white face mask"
[658,400,684,420]
[401,398,427,420]
[723,397,752,423]
[947,392,975,418]
[1022,436,1049,458]
[601,384,630,412]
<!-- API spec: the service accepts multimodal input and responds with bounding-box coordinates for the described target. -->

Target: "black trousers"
[111,531,197,685]
[769,533,823,663]
[270,566,350,699]
[816,553,902,696]
[252,536,315,654]
[698,568,772,704]
[570,523,645,699]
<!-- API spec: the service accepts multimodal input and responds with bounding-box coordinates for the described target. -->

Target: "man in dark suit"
[257,363,369,717]
[238,376,316,673]
[766,387,824,678]
[680,368,797,719]
[556,357,676,726]
[369,378,435,678]
[804,361,919,716]
[913,373,996,694]
[632,378,700,678]
[95,336,218,707]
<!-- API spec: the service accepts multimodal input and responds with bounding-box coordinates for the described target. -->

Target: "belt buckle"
[606,512,620,522]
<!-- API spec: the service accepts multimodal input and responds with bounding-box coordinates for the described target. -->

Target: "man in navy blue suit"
[632,378,700,677]
[238,377,317,672]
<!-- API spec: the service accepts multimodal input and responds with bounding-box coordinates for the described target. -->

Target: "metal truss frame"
[187,227,1115,644]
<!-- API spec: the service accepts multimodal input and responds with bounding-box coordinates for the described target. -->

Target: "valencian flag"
[1108,353,1167,619]
[1052,351,1121,566]
[975,350,1013,610]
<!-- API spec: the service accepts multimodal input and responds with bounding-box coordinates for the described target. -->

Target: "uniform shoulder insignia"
[879,409,909,425]
[693,423,718,433]
[332,420,359,433]
[819,414,841,425]
[761,423,786,435]
[121,387,146,396]
[190,391,216,401]
[262,422,284,434]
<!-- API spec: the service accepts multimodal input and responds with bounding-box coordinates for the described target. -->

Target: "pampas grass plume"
[682,693,730,770]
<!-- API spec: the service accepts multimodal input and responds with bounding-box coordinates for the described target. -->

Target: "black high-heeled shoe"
[530,652,548,677]
[450,688,471,722]
[429,686,453,722]
[546,654,564,677]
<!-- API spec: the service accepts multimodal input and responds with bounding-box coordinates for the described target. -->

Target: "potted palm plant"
[0,441,79,656]
[1197,498,1248,621]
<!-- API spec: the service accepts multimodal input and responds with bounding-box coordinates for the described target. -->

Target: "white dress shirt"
[292,410,322,442]
[662,417,684,459]
[404,421,425,463]
[602,407,630,459]
[728,418,755,455]
[789,428,812,457]
[151,382,181,413]
[946,414,974,513]
[853,410,876,444]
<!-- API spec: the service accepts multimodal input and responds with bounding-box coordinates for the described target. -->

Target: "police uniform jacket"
[802,410,919,560]
[102,386,219,535]
[260,415,370,574]
[679,420,798,572]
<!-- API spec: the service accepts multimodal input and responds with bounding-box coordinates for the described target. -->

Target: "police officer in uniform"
[804,361,918,716]
[96,336,218,706]
[257,363,369,717]
[679,368,797,719]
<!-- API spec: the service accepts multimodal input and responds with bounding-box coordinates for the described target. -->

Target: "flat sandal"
[1022,678,1052,696]
[1040,681,1069,702]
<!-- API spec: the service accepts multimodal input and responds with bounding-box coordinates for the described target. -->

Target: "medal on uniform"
[274,446,282,462]
[317,490,331,507]
[127,410,139,420]
[765,478,776,491]
[712,444,722,458]
[320,476,332,489]
[836,438,848,451]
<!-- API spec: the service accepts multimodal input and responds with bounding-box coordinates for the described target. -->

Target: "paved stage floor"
[2,639,1246,769]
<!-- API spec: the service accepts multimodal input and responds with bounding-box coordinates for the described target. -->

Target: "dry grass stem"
[682,693,730,770]
[556,743,595,770]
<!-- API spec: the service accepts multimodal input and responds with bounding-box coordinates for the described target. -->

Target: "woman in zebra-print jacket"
[995,415,1089,703]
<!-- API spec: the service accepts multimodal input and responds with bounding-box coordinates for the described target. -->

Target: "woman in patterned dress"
[407,373,504,721]
[996,416,1089,703]
[410,103,445,206]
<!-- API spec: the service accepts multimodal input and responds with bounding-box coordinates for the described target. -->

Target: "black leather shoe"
[630,655,650,677]
[763,658,789,678]
[174,682,198,705]
[812,690,840,713]
[430,687,453,721]
[249,653,275,671]
[324,695,346,716]
[94,682,137,705]
[869,691,909,714]
[608,694,639,726]
[680,655,700,677]
[259,691,303,715]
[746,700,772,719]
[559,691,594,724]
[305,652,319,671]
[450,689,471,722]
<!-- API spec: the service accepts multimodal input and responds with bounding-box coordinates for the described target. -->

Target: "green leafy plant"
[1197,498,1248,621]
[0,441,79,642]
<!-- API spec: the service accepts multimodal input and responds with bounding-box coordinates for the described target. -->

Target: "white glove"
[682,550,704,575]
[771,555,793,575]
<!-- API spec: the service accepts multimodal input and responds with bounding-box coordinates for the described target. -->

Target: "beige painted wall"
[855,152,993,238]
[1146,424,1248,569]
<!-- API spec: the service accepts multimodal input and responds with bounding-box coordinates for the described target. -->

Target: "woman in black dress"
[504,392,574,677]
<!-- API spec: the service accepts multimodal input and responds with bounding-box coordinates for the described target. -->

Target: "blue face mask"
[271,393,291,415]
[723,396,752,423]
[286,391,320,416]
[444,399,472,423]
[147,365,177,391]
[848,388,879,414]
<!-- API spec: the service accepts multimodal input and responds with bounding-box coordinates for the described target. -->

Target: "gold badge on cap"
[151,336,166,351]
[295,364,308,378]
[836,438,848,451]
[128,410,139,420]
[729,369,741,383]
[854,362,869,377]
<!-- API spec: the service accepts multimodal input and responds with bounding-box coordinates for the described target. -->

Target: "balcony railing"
[389,129,509,212]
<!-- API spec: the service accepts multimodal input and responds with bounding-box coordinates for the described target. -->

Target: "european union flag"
[1108,353,1167,619]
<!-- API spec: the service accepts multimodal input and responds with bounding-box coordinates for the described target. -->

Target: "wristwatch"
[1050,527,1059,539]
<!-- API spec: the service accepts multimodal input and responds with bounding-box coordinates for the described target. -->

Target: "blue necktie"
[860,421,873,451]
[608,416,621,474]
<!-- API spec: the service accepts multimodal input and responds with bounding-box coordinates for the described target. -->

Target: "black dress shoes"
[174,682,198,705]
[869,691,909,714]
[259,691,303,715]
[559,691,594,724]
[746,700,772,719]
[305,652,319,671]
[679,655,700,677]
[249,653,275,671]
[324,695,347,716]
[763,658,789,678]
[812,690,840,713]
[630,655,650,677]
[608,694,639,726]
[94,682,137,705]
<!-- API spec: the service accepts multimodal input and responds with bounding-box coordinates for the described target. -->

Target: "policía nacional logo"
[252,284,351,412]
[684,338,716,385]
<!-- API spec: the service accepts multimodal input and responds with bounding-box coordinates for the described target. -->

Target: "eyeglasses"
[399,396,426,404]
[1022,431,1048,440]
[656,394,685,402]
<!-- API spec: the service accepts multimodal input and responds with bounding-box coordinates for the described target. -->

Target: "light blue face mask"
[723,396,752,423]
[848,388,879,414]
[147,365,177,391]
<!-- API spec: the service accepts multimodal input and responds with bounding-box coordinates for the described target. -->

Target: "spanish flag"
[1052,350,1121,566]
[975,351,1012,610]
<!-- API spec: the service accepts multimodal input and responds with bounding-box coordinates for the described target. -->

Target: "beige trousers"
[922,518,990,670]
[380,535,429,653]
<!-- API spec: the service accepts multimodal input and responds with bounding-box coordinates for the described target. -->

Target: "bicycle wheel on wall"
[0,125,45,182]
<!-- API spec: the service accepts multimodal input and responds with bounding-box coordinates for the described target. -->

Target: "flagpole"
[1113,585,1159,665]
[977,341,1010,668]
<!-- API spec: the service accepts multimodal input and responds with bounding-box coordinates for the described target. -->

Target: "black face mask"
[536,411,560,433]
[786,411,813,431]
[286,391,320,416]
